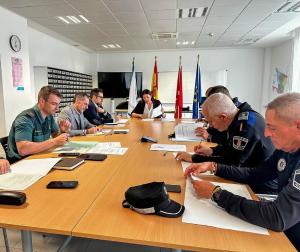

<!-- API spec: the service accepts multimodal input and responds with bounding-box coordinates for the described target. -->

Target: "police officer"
[7,86,70,162]
[184,93,300,250]
[177,93,274,167]
[196,85,242,144]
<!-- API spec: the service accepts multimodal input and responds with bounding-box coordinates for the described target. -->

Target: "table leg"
[21,230,32,252]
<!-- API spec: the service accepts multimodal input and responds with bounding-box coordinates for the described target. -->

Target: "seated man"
[177,93,274,167]
[84,88,113,125]
[7,86,70,162]
[196,85,241,143]
[58,92,99,136]
[184,93,300,250]
[0,144,9,174]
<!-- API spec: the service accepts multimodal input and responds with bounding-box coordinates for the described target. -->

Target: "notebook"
[77,153,107,161]
[53,158,85,170]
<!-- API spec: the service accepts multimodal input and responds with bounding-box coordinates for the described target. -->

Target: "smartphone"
[58,153,80,157]
[46,181,78,189]
[165,184,181,193]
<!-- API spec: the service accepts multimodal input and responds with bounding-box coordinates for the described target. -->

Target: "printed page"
[11,158,61,176]
[150,144,186,152]
[53,141,98,153]
[152,104,162,118]
[0,173,43,190]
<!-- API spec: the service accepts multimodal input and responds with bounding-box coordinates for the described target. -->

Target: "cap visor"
[156,199,185,218]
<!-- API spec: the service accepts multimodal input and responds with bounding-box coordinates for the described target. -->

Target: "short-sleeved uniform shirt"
[7,105,58,161]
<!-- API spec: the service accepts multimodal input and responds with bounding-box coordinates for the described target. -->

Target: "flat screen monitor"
[98,72,143,98]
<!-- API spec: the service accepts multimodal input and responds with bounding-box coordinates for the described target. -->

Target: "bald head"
[267,92,300,124]
[202,93,237,118]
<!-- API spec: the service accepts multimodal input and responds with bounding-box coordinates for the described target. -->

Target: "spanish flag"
[151,57,158,99]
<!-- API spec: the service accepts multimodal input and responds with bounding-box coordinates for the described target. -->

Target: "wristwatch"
[211,186,222,203]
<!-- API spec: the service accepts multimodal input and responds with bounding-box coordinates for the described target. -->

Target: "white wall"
[261,40,293,114]
[28,27,98,99]
[97,48,265,112]
[0,6,32,137]
[0,6,97,137]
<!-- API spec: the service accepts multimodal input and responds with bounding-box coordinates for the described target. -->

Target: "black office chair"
[0,136,11,252]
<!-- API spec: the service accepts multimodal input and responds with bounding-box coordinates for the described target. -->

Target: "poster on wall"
[11,57,24,91]
[272,67,288,95]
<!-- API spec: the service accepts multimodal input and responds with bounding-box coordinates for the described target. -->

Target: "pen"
[163,151,168,156]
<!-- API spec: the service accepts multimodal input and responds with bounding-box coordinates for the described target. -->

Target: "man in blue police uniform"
[7,86,70,162]
[184,93,300,250]
[196,85,242,144]
[177,93,275,168]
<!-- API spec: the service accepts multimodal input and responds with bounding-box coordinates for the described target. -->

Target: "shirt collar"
[33,104,48,124]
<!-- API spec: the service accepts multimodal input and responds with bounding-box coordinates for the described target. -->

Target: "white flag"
[128,61,137,114]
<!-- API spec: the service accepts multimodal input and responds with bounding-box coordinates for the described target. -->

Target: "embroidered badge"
[238,112,249,121]
[293,169,300,191]
[232,136,248,150]
[277,158,286,172]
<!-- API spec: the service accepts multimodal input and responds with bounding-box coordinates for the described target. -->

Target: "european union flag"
[192,58,202,119]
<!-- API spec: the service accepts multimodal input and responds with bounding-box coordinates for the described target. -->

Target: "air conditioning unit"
[151,32,178,40]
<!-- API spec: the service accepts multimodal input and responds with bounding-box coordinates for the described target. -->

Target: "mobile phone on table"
[165,184,181,193]
[46,181,78,189]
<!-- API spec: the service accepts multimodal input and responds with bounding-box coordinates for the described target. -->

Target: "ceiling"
[1,0,300,52]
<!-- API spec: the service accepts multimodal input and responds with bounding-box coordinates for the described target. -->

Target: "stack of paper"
[87,142,128,155]
[54,141,128,155]
[117,119,128,124]
[141,118,154,122]
[54,141,98,153]
[0,158,61,190]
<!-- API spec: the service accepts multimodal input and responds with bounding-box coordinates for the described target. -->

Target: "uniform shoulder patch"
[277,158,286,172]
[293,169,300,191]
[232,136,249,150]
[238,112,249,121]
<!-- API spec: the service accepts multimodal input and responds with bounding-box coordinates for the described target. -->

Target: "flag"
[128,59,137,114]
[192,57,202,119]
[174,62,183,119]
[151,57,158,99]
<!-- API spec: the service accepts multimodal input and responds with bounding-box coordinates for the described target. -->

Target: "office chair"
[0,136,11,252]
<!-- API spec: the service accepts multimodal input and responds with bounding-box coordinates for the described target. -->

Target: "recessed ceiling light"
[176,41,181,45]
[108,44,116,48]
[57,16,70,24]
[191,41,195,45]
[79,15,90,23]
[102,45,108,48]
[115,44,121,48]
[178,7,208,18]
[182,41,189,45]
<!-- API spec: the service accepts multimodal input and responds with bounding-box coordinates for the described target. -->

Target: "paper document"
[88,147,128,155]
[182,180,269,235]
[175,123,204,142]
[175,153,212,176]
[113,129,129,133]
[54,141,98,153]
[141,118,154,122]
[180,120,196,124]
[152,104,163,118]
[87,142,127,155]
[117,119,128,124]
[161,118,175,122]
[150,144,186,152]
[86,131,104,136]
[0,158,61,190]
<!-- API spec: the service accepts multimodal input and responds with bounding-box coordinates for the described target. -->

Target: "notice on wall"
[11,57,24,91]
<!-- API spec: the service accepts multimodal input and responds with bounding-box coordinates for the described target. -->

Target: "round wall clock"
[9,35,21,52]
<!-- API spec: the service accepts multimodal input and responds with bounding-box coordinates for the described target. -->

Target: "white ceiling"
[1,0,300,52]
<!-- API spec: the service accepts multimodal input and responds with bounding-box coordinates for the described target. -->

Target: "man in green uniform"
[7,86,70,162]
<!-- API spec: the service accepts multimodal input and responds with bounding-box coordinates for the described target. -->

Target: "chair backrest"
[0,136,8,155]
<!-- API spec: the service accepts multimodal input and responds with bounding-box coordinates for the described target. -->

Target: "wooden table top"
[72,119,296,252]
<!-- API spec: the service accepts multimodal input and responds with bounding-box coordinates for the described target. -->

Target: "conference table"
[0,119,296,252]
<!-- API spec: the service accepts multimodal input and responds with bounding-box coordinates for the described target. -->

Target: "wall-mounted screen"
[98,72,143,98]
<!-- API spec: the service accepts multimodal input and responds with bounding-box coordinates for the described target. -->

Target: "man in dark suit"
[84,88,112,125]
